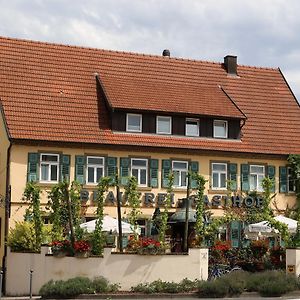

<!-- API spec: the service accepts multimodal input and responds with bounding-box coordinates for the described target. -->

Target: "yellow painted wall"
[9,144,296,226]
[0,111,10,267]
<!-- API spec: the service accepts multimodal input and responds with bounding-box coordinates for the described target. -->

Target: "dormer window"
[157,116,172,135]
[213,120,228,138]
[126,113,142,132]
[186,118,199,136]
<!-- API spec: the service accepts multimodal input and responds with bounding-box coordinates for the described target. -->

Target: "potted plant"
[74,240,91,258]
[50,240,71,257]
[250,239,269,270]
[138,237,162,255]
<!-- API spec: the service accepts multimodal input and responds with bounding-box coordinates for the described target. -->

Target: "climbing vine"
[23,182,43,251]
[92,177,110,255]
[159,172,174,248]
[125,176,141,243]
[288,155,300,218]
[192,173,206,245]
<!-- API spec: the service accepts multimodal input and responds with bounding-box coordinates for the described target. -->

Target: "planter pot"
[52,250,67,258]
[75,251,90,258]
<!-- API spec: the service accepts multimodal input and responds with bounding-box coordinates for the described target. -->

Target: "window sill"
[137,187,152,192]
[208,189,228,194]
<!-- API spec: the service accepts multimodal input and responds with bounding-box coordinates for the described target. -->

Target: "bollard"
[0,270,3,300]
[29,270,33,300]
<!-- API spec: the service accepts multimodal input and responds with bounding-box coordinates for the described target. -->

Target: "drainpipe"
[2,142,12,295]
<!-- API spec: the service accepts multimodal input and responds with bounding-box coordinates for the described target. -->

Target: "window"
[172,161,188,188]
[288,167,296,192]
[126,113,142,132]
[157,116,172,134]
[212,163,227,190]
[186,118,199,136]
[131,158,148,186]
[213,120,228,138]
[249,165,265,192]
[87,156,104,184]
[40,154,59,182]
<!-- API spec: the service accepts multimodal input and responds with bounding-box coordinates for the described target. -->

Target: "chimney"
[224,55,237,76]
[162,49,170,57]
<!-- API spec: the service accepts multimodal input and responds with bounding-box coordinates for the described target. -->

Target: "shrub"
[92,276,120,293]
[7,222,36,252]
[178,278,200,292]
[198,280,228,298]
[258,280,293,297]
[220,270,248,296]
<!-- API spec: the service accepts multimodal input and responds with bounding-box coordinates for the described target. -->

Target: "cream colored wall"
[9,144,296,225]
[0,112,10,266]
[6,246,208,295]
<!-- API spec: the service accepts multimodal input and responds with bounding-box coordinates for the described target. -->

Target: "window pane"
[96,168,103,182]
[250,174,257,190]
[88,157,103,165]
[173,162,188,169]
[257,175,264,191]
[157,117,171,133]
[186,119,199,136]
[132,159,147,167]
[132,168,139,180]
[173,170,180,186]
[220,173,226,188]
[212,163,226,171]
[50,165,58,181]
[41,164,49,181]
[88,167,94,183]
[127,114,141,131]
[214,121,227,138]
[250,165,264,174]
[140,169,147,185]
[41,154,58,162]
[212,173,219,188]
[181,171,187,186]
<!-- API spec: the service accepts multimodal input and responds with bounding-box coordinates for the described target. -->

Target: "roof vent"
[162,49,170,57]
[224,55,237,76]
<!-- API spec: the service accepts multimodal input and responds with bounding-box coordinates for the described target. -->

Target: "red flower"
[74,240,91,253]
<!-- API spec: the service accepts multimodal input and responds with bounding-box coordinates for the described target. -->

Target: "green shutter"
[27,153,40,182]
[162,159,171,188]
[279,166,287,193]
[190,161,199,189]
[107,157,117,184]
[60,154,70,182]
[267,165,276,192]
[75,155,86,184]
[120,158,130,185]
[241,164,249,191]
[230,221,241,248]
[228,163,237,191]
[149,159,159,188]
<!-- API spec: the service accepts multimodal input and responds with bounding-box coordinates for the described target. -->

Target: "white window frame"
[86,156,105,185]
[287,167,296,193]
[40,153,60,183]
[211,162,227,190]
[249,165,265,192]
[156,116,172,135]
[172,160,188,188]
[213,120,228,138]
[131,158,148,187]
[126,113,142,132]
[185,118,199,136]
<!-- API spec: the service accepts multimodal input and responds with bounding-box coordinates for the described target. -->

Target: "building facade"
[0,37,299,266]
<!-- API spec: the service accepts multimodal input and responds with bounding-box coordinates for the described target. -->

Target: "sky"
[0,0,300,102]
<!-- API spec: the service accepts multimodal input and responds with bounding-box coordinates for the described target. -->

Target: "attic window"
[213,120,228,138]
[157,116,172,135]
[126,113,142,132]
[186,118,199,136]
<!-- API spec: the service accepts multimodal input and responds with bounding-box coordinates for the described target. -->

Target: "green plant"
[198,280,229,298]
[159,172,174,247]
[92,276,119,293]
[7,222,36,252]
[23,182,43,250]
[50,240,71,254]
[220,271,247,296]
[91,177,110,255]
[41,277,91,297]
[125,176,141,244]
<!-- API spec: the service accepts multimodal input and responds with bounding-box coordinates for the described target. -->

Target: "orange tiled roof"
[0,36,299,155]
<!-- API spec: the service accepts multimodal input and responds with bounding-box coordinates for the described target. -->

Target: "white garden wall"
[5,247,208,296]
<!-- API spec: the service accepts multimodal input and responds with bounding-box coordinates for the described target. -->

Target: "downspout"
[2,142,11,295]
